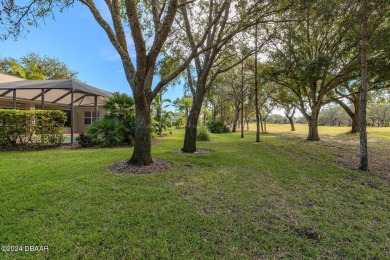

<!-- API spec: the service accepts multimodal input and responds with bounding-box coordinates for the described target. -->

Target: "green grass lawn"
[0,130,389,258]
[249,123,390,140]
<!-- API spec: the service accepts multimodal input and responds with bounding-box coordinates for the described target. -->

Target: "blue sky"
[0,1,184,106]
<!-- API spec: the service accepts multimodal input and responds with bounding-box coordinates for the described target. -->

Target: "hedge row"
[0,110,67,148]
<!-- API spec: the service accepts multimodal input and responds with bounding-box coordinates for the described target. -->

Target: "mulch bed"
[108,158,174,174]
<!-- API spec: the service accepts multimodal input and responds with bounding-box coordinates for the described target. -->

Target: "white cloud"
[98,46,121,61]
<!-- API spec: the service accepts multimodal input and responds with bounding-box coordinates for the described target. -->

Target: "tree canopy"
[0,52,79,80]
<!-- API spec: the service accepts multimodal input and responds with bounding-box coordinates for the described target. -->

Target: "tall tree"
[240,57,245,138]
[177,0,289,152]
[330,8,390,133]
[359,0,368,171]
[268,1,365,140]
[224,68,242,133]
[1,1,211,166]
[254,24,260,142]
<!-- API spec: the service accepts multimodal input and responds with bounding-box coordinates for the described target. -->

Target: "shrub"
[120,114,135,144]
[206,120,230,133]
[174,116,186,129]
[86,118,123,147]
[0,109,66,148]
[76,133,92,148]
[197,126,211,141]
[102,92,136,146]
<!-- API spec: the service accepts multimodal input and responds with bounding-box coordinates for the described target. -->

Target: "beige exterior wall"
[73,106,107,134]
[62,107,107,134]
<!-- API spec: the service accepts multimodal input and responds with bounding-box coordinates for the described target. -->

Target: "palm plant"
[103,92,135,121]
[152,95,172,136]
[173,96,192,118]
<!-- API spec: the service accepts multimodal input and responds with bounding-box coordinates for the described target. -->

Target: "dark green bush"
[76,133,92,148]
[97,92,136,146]
[197,126,211,141]
[86,118,123,147]
[206,120,230,133]
[121,114,135,144]
[0,109,66,148]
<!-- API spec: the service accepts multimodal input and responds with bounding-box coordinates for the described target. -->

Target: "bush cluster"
[76,133,92,148]
[196,126,211,141]
[206,120,230,133]
[0,110,66,148]
[174,116,186,129]
[79,92,136,148]
[86,118,124,147]
[79,116,135,148]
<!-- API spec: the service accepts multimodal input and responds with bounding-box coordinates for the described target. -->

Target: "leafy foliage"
[174,116,186,129]
[101,92,136,145]
[0,58,45,80]
[206,120,230,133]
[103,92,135,121]
[172,96,192,118]
[196,126,211,141]
[0,52,78,80]
[152,95,172,136]
[82,92,137,147]
[0,110,66,148]
[121,115,136,144]
[76,133,92,148]
[86,118,123,148]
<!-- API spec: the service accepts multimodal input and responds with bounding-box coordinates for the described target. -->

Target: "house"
[0,73,112,143]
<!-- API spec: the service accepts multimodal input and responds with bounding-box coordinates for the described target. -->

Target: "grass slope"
[0,130,389,258]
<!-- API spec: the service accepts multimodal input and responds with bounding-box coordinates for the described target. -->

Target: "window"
[84,111,100,125]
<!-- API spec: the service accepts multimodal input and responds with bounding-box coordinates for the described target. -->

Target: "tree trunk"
[359,0,368,171]
[288,116,295,131]
[220,98,224,123]
[212,105,216,120]
[129,100,152,165]
[333,97,360,133]
[157,91,163,136]
[351,112,359,133]
[307,110,320,141]
[182,96,203,153]
[254,24,260,142]
[260,113,264,132]
[232,106,239,132]
[240,60,244,138]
